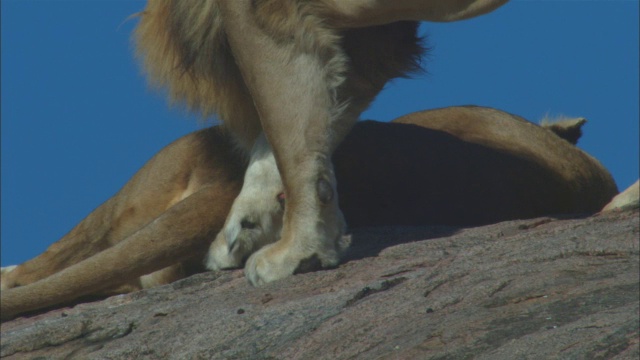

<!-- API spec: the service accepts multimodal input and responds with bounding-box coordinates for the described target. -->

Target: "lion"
[134,0,511,285]
[1,106,621,320]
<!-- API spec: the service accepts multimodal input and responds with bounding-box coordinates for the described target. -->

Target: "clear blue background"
[2,1,638,266]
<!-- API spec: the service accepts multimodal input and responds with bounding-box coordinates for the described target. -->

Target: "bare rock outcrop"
[1,209,638,359]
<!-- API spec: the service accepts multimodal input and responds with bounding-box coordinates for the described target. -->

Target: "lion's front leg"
[219,0,353,285]
[244,156,350,285]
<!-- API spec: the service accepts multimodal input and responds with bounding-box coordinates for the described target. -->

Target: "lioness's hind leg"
[0,184,237,320]
[140,263,186,289]
[0,194,125,292]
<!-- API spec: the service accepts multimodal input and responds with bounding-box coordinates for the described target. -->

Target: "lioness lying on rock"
[0,106,620,320]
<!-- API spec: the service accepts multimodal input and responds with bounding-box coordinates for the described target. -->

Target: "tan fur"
[1,106,618,320]
[602,180,639,212]
[206,107,619,270]
[539,116,587,146]
[135,0,509,285]
[1,127,244,319]
[313,0,509,27]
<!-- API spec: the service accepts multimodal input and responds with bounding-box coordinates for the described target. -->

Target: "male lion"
[135,0,510,285]
[1,106,619,320]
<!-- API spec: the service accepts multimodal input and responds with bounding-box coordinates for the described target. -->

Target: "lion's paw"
[244,242,300,286]
[244,230,351,286]
[204,224,275,270]
[205,231,249,270]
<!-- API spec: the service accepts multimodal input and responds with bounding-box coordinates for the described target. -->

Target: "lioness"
[1,106,618,320]
[135,0,510,285]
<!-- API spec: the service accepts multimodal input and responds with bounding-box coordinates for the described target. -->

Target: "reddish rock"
[1,209,638,359]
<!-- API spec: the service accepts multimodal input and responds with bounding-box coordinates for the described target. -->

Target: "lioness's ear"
[541,117,587,145]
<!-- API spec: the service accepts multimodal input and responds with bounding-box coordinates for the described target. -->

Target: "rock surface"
[1,209,638,359]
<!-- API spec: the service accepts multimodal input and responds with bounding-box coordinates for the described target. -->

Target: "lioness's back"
[335,106,617,226]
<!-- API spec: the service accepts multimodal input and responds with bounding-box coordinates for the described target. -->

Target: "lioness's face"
[224,192,284,262]
[205,190,283,270]
[206,142,285,270]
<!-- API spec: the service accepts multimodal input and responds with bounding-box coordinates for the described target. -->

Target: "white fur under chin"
[205,133,285,270]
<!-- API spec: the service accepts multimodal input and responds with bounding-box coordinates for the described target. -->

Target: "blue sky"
[2,1,638,267]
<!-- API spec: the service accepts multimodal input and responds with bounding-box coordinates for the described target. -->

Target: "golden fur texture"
[134,0,511,285]
[602,180,639,212]
[135,1,423,148]
[135,0,446,285]
[1,127,245,319]
[1,106,619,320]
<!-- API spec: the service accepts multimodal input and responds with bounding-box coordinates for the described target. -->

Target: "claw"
[228,239,240,255]
[205,233,242,271]
[224,221,241,253]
